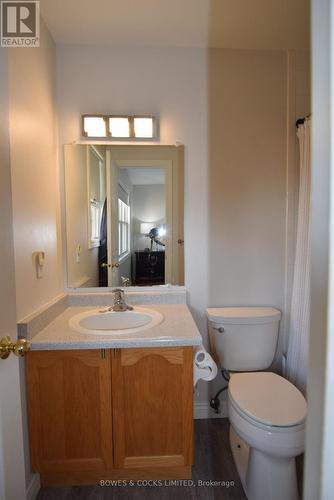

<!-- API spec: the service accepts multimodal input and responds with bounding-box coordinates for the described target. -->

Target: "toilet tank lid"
[206,307,281,324]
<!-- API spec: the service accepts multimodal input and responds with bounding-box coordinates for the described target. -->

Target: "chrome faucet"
[111,288,133,312]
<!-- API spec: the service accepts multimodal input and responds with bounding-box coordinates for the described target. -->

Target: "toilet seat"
[228,372,307,428]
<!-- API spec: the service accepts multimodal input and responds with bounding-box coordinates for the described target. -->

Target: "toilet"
[207,307,307,500]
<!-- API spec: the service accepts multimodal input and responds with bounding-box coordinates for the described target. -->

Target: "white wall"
[7,19,62,494]
[132,184,166,251]
[208,49,287,315]
[8,19,63,321]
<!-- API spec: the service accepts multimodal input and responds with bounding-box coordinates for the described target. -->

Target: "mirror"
[64,145,184,288]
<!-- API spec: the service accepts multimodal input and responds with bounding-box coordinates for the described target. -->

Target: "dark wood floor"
[37,419,247,500]
[36,419,305,500]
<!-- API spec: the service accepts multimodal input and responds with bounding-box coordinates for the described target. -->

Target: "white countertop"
[29,304,202,350]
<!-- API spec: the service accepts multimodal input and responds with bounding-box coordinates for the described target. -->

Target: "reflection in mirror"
[88,146,106,249]
[64,145,184,288]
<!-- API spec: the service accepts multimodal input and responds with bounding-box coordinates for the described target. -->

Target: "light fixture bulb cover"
[134,117,154,138]
[83,116,107,137]
[109,117,130,138]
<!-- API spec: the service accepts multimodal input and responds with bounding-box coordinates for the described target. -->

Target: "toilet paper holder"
[193,345,218,387]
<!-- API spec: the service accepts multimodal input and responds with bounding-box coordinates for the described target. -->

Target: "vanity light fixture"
[82,114,157,139]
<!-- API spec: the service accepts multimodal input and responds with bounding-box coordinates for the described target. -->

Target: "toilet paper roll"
[193,345,218,386]
[194,365,218,386]
[194,344,212,368]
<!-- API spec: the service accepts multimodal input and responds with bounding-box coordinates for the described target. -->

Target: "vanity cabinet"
[26,346,193,486]
[112,347,193,469]
[26,350,113,476]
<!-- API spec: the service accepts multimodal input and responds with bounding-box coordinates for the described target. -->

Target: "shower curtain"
[286,118,311,393]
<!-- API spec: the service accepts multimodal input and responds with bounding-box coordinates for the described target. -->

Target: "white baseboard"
[26,473,40,500]
[194,401,228,419]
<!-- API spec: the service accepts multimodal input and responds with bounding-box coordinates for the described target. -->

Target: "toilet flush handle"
[213,327,224,333]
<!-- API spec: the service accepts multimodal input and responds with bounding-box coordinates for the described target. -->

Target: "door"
[106,151,120,286]
[108,147,185,286]
[0,49,26,500]
[26,350,113,476]
[111,347,193,469]
[305,1,334,499]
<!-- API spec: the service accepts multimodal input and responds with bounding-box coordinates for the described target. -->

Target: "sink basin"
[69,306,164,335]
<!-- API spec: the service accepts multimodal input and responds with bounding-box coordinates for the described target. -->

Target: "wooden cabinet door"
[26,349,113,474]
[112,347,193,469]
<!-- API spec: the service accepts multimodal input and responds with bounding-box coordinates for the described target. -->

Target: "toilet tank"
[207,307,281,371]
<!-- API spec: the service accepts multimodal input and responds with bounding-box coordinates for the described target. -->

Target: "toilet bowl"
[206,307,307,500]
[228,372,307,500]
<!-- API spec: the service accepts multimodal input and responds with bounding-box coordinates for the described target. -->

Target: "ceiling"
[40,0,310,50]
[123,168,165,186]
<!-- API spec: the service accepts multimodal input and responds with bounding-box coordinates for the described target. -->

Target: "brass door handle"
[0,336,31,360]
[101,262,120,269]
[101,262,111,269]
